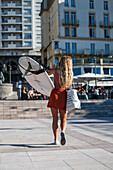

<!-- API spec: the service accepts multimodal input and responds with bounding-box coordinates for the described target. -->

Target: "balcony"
[8,36,22,40]
[1,36,22,40]
[8,11,16,15]
[9,28,22,32]
[62,19,79,26]
[1,3,22,8]
[54,48,61,55]
[1,44,32,49]
[8,44,16,48]
[8,44,22,48]
[8,28,17,32]
[7,20,22,24]
[8,36,18,40]
[99,21,113,28]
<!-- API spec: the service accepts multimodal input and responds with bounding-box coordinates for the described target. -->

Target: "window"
[71,12,76,24]
[89,0,94,9]
[71,27,76,37]
[72,43,76,54]
[104,29,109,38]
[64,0,68,7]
[105,44,109,55]
[65,42,70,54]
[24,1,31,7]
[24,17,31,23]
[54,42,59,49]
[90,44,95,54]
[89,13,95,26]
[54,57,59,66]
[91,58,95,63]
[24,41,32,47]
[24,25,31,31]
[65,27,70,36]
[103,68,109,75]
[110,68,113,76]
[73,68,81,76]
[71,0,75,7]
[84,68,91,73]
[24,33,32,39]
[93,68,100,74]
[72,58,76,65]
[64,12,69,24]
[24,9,31,15]
[104,14,108,26]
[89,28,95,37]
[104,1,108,10]
[103,58,110,63]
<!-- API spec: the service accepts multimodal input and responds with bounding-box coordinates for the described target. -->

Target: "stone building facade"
[40,0,113,86]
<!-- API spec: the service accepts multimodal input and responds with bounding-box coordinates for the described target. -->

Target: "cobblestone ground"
[0,117,113,170]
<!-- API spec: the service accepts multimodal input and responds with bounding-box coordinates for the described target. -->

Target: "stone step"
[0,99,113,120]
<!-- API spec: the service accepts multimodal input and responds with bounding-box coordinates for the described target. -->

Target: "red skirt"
[47,88,67,111]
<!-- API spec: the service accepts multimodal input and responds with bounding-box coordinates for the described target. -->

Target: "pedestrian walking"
[47,56,73,145]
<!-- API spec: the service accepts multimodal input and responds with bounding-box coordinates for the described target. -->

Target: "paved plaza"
[0,117,113,170]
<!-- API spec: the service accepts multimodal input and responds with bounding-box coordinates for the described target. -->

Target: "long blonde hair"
[59,56,73,89]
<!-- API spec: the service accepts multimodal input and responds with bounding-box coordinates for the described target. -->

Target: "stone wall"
[0,83,13,99]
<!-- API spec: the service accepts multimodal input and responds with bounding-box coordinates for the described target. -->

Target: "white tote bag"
[66,89,81,112]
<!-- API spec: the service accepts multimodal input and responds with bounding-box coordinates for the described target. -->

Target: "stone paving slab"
[0,117,113,169]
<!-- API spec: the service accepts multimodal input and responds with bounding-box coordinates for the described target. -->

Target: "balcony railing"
[62,19,79,26]
[2,11,22,15]
[7,20,22,24]
[8,44,16,48]
[2,28,22,32]
[9,28,22,31]
[2,36,22,40]
[89,21,96,27]
[1,3,22,7]
[99,21,113,28]
[53,48,113,57]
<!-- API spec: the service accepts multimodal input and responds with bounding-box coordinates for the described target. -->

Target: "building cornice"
[39,0,55,16]
[58,36,113,41]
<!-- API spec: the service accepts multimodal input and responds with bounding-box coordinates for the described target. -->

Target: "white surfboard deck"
[19,57,54,96]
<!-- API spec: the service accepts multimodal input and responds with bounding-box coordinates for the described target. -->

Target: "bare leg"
[59,109,67,133]
[59,109,67,145]
[51,108,58,141]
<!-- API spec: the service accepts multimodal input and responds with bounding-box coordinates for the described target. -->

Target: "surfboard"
[18,57,54,96]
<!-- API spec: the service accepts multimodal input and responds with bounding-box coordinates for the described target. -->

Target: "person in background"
[81,88,88,100]
[28,88,34,100]
[16,79,22,100]
[21,86,28,100]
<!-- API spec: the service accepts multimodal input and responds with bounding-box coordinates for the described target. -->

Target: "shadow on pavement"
[0,143,60,148]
